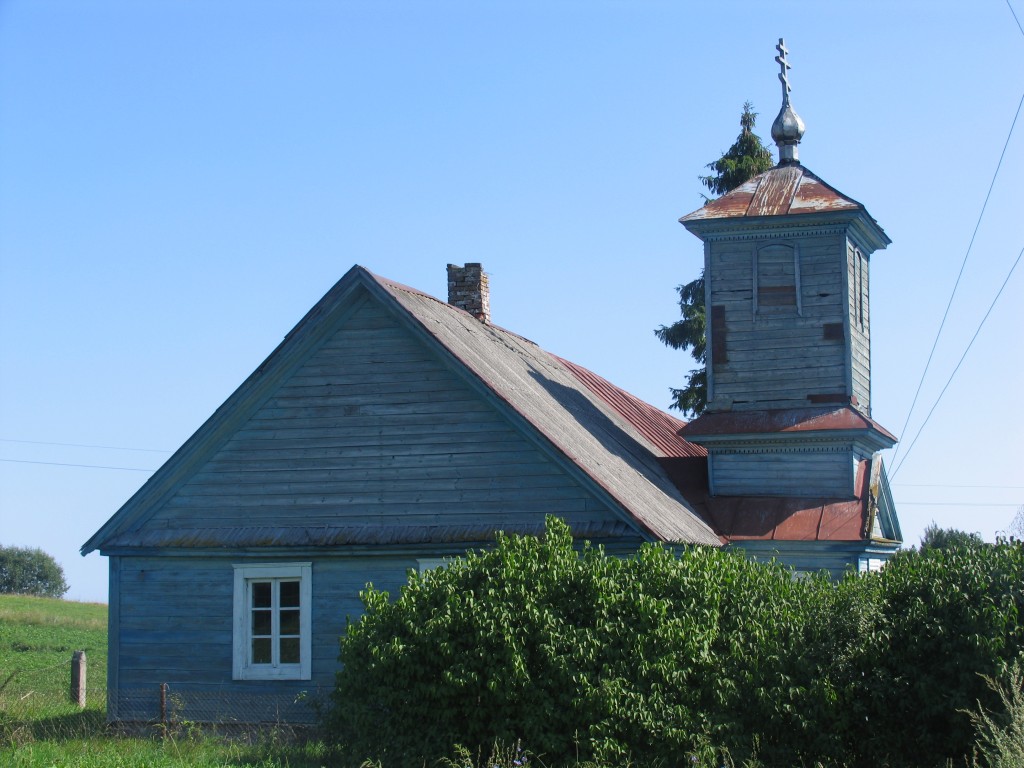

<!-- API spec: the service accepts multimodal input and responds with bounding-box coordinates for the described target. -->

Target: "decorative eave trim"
[682,209,890,253]
[692,428,895,455]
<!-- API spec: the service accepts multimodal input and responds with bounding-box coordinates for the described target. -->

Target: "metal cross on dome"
[775,38,792,102]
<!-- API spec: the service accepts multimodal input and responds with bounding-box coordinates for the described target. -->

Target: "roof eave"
[680,208,890,252]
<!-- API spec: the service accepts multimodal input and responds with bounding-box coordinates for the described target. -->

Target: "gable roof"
[368,271,720,545]
[82,266,722,555]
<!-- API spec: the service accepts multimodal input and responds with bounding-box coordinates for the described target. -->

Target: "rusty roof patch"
[557,357,706,459]
[746,163,803,216]
[693,460,871,543]
[682,406,896,442]
[788,173,861,214]
[679,164,868,223]
[680,176,760,222]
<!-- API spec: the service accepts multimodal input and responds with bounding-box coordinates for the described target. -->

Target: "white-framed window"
[858,557,884,574]
[416,557,449,573]
[232,562,311,681]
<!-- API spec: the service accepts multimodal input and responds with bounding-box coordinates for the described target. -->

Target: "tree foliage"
[828,543,1024,765]
[327,521,1024,767]
[698,101,775,197]
[920,521,985,551]
[0,545,69,598]
[327,517,815,766]
[657,102,774,416]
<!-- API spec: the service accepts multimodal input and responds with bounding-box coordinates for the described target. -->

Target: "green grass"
[0,595,108,718]
[0,595,338,767]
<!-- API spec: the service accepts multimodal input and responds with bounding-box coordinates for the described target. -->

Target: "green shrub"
[828,542,1024,766]
[327,522,1024,767]
[0,546,69,598]
[326,517,817,767]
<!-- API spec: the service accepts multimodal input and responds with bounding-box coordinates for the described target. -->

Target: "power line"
[895,483,1024,490]
[889,86,1024,471]
[899,502,1021,508]
[0,438,171,454]
[1007,0,1024,37]
[892,242,1024,478]
[0,458,156,472]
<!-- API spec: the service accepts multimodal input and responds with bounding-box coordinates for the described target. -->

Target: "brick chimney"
[446,263,490,323]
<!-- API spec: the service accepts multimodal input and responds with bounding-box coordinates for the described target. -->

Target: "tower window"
[754,243,801,316]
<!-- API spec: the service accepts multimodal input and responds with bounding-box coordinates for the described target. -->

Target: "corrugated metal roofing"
[375,273,721,546]
[680,164,864,222]
[556,357,706,459]
[697,459,872,542]
[682,406,897,443]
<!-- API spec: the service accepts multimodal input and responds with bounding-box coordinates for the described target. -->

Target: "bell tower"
[680,40,897,501]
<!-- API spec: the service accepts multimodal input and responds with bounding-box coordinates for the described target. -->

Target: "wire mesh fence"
[0,655,106,718]
[0,656,107,744]
[113,684,327,726]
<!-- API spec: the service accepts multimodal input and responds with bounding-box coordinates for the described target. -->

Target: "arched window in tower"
[753,243,801,317]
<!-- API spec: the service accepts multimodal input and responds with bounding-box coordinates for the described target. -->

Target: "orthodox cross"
[775,38,792,102]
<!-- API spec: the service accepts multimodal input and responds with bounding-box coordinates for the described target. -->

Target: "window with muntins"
[232,563,311,680]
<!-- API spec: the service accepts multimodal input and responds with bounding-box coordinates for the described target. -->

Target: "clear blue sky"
[2,1,1022,603]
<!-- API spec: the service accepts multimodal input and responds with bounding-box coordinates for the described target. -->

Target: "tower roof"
[679,163,891,250]
[682,164,858,220]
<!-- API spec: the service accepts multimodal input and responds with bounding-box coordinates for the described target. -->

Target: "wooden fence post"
[70,650,86,707]
[160,682,168,725]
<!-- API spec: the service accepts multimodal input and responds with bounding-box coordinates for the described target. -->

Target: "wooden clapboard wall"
[707,230,850,410]
[141,298,619,532]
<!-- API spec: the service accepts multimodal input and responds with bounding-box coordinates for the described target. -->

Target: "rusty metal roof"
[556,357,706,459]
[375,272,721,546]
[85,264,890,555]
[682,405,897,443]
[692,459,873,543]
[680,164,866,222]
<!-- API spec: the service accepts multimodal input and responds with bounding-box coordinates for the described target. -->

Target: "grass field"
[0,594,336,767]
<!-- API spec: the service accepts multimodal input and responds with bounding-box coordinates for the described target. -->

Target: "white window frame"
[232,562,312,681]
[416,557,449,573]
[858,557,884,574]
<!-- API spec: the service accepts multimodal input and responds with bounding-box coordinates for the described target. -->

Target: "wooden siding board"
[714,452,850,497]
[107,556,121,720]
[136,295,683,537]
[112,554,420,699]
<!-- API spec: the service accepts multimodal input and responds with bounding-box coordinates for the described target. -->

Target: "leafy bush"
[327,517,819,766]
[327,522,1024,767]
[825,542,1024,766]
[0,546,68,598]
[966,660,1024,768]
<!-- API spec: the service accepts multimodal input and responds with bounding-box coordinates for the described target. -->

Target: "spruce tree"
[656,102,774,415]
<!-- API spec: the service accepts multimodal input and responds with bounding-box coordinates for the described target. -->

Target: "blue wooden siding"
[142,298,619,532]
[729,540,893,580]
[112,553,417,722]
[847,239,872,412]
[710,449,856,497]
[708,232,848,410]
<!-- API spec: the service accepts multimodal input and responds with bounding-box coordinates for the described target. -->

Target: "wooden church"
[82,40,901,723]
